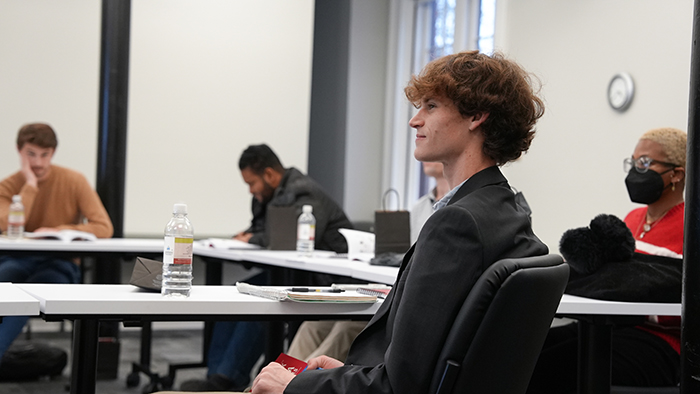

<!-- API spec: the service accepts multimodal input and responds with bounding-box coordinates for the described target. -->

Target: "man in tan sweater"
[0,123,113,362]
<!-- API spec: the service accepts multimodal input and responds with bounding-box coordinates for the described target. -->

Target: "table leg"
[577,321,612,394]
[205,258,223,286]
[265,266,287,363]
[71,319,100,394]
[266,321,285,363]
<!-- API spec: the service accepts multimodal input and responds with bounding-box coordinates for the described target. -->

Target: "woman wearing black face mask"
[623,127,686,258]
[527,128,687,394]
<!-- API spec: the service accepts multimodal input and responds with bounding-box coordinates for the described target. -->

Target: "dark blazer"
[286,166,548,394]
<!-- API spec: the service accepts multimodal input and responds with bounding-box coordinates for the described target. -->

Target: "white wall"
[0,0,315,238]
[126,0,314,236]
[0,1,101,185]
[496,0,694,250]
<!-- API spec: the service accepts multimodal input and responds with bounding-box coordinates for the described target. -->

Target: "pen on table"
[287,288,345,293]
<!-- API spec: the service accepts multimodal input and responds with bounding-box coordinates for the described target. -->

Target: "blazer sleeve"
[286,204,488,394]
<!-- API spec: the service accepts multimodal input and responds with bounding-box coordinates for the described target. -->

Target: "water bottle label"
[297,224,315,241]
[8,212,24,225]
[172,237,193,264]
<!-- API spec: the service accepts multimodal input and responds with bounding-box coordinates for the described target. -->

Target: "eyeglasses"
[623,156,679,173]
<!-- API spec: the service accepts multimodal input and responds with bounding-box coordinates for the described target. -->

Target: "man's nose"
[409,113,422,128]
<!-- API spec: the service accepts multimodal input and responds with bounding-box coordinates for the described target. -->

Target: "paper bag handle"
[382,188,402,211]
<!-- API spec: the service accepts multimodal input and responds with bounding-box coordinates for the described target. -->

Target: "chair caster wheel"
[126,372,140,388]
[160,375,174,389]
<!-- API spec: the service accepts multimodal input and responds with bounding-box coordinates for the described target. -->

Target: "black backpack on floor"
[0,340,67,381]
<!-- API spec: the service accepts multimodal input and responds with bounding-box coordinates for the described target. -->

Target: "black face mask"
[625,169,672,204]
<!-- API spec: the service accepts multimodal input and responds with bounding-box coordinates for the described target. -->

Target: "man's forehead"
[20,143,53,153]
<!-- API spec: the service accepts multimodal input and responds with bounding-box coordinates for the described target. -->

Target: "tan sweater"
[0,165,113,238]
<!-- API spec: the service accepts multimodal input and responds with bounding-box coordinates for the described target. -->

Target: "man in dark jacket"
[234,144,351,253]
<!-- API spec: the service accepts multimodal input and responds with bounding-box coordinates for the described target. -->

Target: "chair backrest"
[430,254,569,394]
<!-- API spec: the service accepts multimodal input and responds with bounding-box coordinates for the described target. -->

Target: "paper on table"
[198,238,261,250]
[236,282,377,303]
[23,230,97,242]
[338,228,375,262]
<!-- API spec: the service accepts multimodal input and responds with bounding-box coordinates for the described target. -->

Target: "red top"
[624,202,684,354]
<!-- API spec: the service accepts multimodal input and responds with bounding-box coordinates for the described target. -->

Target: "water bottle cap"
[302,205,312,213]
[173,203,188,214]
[11,195,21,203]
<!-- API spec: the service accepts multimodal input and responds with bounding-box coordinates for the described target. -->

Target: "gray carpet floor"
[0,321,210,394]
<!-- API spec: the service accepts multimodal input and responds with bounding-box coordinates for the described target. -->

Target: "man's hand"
[307,355,344,370]
[233,231,253,243]
[251,362,296,394]
[19,152,37,188]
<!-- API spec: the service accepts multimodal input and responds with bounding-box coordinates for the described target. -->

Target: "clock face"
[608,73,634,111]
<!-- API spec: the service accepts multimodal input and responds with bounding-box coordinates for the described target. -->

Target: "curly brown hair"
[404,51,544,165]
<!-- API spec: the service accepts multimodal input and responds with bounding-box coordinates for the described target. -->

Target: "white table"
[557,294,680,316]
[17,283,381,394]
[0,283,40,317]
[0,238,163,255]
[194,246,399,284]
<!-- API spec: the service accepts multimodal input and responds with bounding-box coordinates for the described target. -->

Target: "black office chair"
[430,254,569,394]
[611,386,679,394]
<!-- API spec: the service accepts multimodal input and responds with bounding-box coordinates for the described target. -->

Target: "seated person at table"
[180,144,354,391]
[234,50,549,394]
[527,127,687,393]
[0,123,113,361]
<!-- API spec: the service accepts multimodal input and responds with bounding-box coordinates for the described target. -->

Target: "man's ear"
[263,167,282,188]
[469,112,490,131]
[262,167,275,184]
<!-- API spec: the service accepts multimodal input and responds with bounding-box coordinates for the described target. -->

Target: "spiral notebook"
[236,282,378,303]
[357,286,392,298]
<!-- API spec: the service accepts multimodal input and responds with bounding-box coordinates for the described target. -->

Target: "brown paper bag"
[129,256,163,291]
[374,189,411,254]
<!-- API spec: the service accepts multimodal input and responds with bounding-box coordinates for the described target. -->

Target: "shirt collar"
[433,178,468,211]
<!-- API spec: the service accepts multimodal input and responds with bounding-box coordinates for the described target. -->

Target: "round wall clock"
[607,72,635,112]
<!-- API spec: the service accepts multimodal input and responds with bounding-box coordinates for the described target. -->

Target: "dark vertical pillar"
[96,0,131,281]
[307,0,350,205]
[682,1,700,392]
[94,0,131,379]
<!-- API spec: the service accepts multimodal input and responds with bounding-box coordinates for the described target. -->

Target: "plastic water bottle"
[162,203,193,297]
[7,195,25,240]
[296,205,316,256]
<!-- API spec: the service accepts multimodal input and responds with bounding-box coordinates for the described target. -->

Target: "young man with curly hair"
[161,50,548,394]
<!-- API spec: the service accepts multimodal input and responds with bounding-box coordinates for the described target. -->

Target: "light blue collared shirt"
[433,178,468,211]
